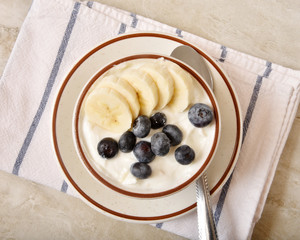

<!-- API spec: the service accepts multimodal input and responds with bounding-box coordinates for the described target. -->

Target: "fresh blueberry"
[132,115,151,138]
[97,137,118,159]
[175,145,195,165]
[188,103,214,128]
[130,162,152,179]
[151,132,171,156]
[133,141,155,163]
[162,124,183,146]
[118,131,136,153]
[150,112,167,129]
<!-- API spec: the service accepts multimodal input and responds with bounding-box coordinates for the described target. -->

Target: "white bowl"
[73,53,221,199]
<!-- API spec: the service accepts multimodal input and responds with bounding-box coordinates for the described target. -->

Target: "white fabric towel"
[0,0,299,239]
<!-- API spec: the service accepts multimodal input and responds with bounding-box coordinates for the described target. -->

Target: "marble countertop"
[1,0,299,239]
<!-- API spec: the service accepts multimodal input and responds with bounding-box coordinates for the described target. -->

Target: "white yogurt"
[78,59,216,194]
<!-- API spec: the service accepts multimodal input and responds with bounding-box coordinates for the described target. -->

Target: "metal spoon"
[171,45,213,90]
[171,45,218,240]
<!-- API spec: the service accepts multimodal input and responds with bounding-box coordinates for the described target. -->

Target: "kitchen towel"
[1,0,299,239]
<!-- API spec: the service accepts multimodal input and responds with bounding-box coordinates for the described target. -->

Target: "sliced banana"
[84,87,132,133]
[120,69,159,116]
[96,75,140,119]
[164,61,194,112]
[139,61,174,110]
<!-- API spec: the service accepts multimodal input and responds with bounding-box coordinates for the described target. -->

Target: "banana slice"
[84,87,132,133]
[120,69,159,116]
[139,62,174,110]
[165,61,194,112]
[96,75,140,119]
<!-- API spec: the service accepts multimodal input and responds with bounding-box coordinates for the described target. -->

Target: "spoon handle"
[196,173,219,240]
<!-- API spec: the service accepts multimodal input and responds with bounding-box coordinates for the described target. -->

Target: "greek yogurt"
[77,58,217,194]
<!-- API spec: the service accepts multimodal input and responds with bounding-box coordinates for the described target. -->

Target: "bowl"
[73,54,220,198]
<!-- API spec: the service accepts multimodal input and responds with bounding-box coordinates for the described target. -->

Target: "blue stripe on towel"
[213,172,233,225]
[156,223,163,229]
[12,2,81,175]
[242,61,272,142]
[264,61,272,78]
[213,61,273,225]
[219,46,227,62]
[242,76,263,142]
[87,1,93,8]
[130,13,138,28]
[118,23,127,34]
[176,29,183,38]
[61,180,69,193]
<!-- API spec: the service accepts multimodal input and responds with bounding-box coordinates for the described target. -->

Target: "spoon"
[171,45,213,90]
[171,45,218,240]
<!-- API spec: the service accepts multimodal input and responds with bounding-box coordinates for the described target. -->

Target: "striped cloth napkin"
[1,0,299,239]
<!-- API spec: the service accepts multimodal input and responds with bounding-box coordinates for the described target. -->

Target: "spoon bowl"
[171,45,214,90]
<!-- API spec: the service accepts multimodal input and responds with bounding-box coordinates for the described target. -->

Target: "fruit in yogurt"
[133,141,155,163]
[96,75,140,119]
[139,62,174,110]
[84,87,132,133]
[84,58,196,133]
[164,60,194,112]
[120,69,159,116]
[150,112,167,129]
[151,132,171,156]
[118,131,136,153]
[188,103,214,127]
[97,137,119,159]
[175,145,195,165]
[132,115,151,138]
[162,124,183,146]
[130,162,152,179]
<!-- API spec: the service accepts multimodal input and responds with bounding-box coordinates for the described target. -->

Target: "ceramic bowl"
[73,54,221,198]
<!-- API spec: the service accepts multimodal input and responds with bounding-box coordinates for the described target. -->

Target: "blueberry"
[133,141,155,163]
[150,112,167,129]
[118,131,136,153]
[175,145,195,165]
[97,137,118,159]
[188,103,214,128]
[130,162,152,179]
[162,124,183,146]
[151,132,171,156]
[132,115,151,138]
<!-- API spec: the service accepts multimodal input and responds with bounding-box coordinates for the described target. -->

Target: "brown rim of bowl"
[74,54,220,199]
[52,32,242,221]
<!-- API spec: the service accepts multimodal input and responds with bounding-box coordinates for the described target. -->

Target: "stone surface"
[0,0,299,239]
[0,171,185,240]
